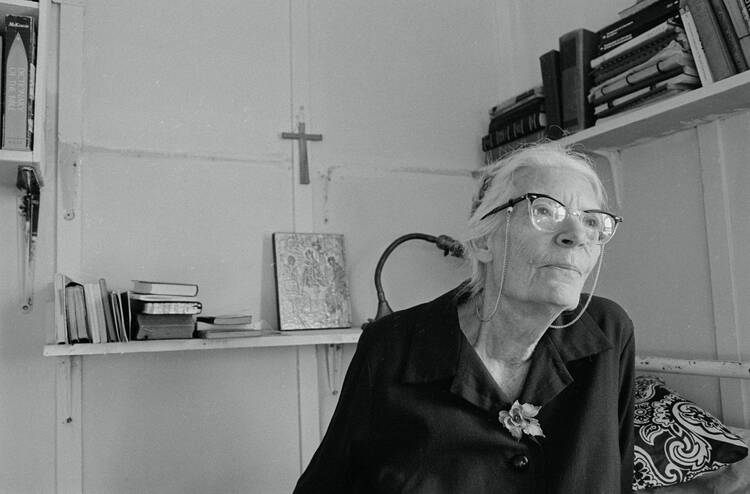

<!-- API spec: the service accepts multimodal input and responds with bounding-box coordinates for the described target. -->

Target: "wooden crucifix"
[282,121,323,185]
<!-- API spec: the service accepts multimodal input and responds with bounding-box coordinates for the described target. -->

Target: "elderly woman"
[293,143,635,494]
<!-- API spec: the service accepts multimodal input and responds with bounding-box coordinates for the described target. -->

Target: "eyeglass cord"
[475,208,512,323]
[549,247,604,329]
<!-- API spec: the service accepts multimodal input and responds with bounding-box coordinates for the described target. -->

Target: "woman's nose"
[554,215,588,247]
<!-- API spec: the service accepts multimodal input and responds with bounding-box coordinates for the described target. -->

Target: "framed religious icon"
[272,232,352,330]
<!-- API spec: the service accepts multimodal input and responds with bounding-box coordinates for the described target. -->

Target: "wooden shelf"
[0,0,39,16]
[43,328,362,356]
[559,70,750,151]
[0,149,34,164]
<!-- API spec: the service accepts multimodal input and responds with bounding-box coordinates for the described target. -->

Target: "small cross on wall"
[281,121,323,185]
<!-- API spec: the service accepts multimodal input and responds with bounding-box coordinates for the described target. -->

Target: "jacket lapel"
[520,309,613,407]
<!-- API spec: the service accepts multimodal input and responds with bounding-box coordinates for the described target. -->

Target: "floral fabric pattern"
[632,376,748,490]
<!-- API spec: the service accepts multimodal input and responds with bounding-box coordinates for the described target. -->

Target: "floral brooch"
[498,401,545,440]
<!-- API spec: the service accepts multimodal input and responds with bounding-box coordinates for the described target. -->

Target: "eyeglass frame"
[479,192,623,244]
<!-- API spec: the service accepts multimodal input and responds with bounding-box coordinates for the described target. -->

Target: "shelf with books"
[0,0,48,184]
[42,328,363,356]
[559,68,750,150]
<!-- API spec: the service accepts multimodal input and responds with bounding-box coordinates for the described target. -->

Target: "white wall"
[0,1,495,493]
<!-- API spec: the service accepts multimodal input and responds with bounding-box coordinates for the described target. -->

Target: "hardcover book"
[681,0,738,81]
[539,49,564,139]
[67,284,89,343]
[680,4,715,84]
[559,28,598,132]
[98,278,117,343]
[3,15,31,150]
[54,273,73,344]
[130,299,203,315]
[194,328,279,339]
[196,314,253,325]
[272,232,352,331]
[83,283,105,343]
[710,0,749,71]
[131,280,199,297]
[134,313,195,340]
[722,0,750,64]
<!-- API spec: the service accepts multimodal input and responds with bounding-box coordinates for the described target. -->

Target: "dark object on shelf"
[363,233,464,329]
[559,28,599,132]
[540,49,564,140]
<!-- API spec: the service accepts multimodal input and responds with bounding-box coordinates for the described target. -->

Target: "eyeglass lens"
[529,196,616,244]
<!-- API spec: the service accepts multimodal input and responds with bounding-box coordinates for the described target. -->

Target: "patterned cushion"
[632,375,748,490]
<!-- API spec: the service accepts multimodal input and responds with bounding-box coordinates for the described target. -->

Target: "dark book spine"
[723,0,750,62]
[598,0,680,45]
[539,49,564,140]
[559,28,598,132]
[487,100,545,132]
[485,112,547,149]
[683,0,738,80]
[710,0,749,70]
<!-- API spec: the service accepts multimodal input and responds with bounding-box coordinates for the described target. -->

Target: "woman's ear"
[471,238,493,263]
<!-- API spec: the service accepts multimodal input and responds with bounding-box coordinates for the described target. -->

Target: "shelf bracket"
[325,343,344,395]
[16,166,40,313]
[56,356,82,494]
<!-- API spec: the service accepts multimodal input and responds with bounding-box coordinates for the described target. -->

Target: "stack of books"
[194,314,276,339]
[679,0,750,84]
[588,0,701,121]
[54,274,130,344]
[130,280,201,340]
[481,86,548,162]
[479,0,750,156]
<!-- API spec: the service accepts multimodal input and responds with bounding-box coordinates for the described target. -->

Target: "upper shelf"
[559,69,750,151]
[0,0,39,18]
[0,0,47,184]
[43,328,363,356]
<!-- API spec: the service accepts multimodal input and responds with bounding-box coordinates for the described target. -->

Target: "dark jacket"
[294,287,635,493]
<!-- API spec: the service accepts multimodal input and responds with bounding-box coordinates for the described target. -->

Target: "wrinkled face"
[487,167,602,311]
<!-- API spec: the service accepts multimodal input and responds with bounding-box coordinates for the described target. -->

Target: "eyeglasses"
[479,192,623,245]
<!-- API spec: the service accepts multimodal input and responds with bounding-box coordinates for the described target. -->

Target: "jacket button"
[509,454,529,470]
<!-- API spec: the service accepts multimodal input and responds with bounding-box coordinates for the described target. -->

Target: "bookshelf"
[559,69,750,150]
[0,0,48,184]
[43,328,362,356]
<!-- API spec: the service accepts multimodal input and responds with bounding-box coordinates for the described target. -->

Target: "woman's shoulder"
[584,294,634,341]
[358,288,460,351]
